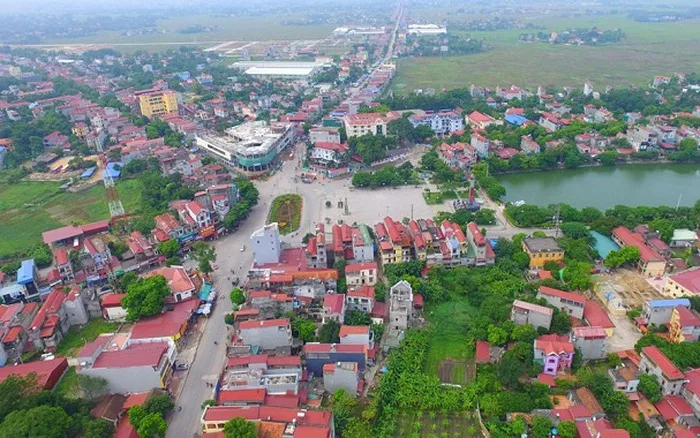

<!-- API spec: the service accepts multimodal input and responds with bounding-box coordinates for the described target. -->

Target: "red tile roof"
[539,286,585,304]
[218,388,266,404]
[347,285,374,299]
[573,326,607,339]
[676,305,700,327]
[323,294,345,314]
[101,293,126,308]
[668,267,700,294]
[54,248,69,265]
[2,325,23,343]
[475,340,490,363]
[655,395,694,420]
[535,334,574,354]
[239,318,290,330]
[0,357,68,390]
[512,299,553,316]
[303,343,366,354]
[642,346,684,379]
[583,300,615,329]
[345,262,377,273]
[468,111,494,123]
[612,226,664,263]
[130,299,198,339]
[339,325,369,337]
[92,342,168,368]
[371,302,387,318]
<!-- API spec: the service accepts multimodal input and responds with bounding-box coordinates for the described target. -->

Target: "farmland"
[424,300,477,382]
[0,180,142,258]
[391,15,700,93]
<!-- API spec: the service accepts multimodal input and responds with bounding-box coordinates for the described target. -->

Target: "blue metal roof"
[80,166,97,179]
[505,114,528,126]
[648,298,690,308]
[16,259,35,284]
[104,162,123,179]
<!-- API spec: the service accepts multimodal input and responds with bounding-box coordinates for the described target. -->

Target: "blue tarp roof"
[505,114,529,126]
[648,298,690,308]
[590,231,620,259]
[80,166,97,179]
[104,162,123,179]
[16,259,35,284]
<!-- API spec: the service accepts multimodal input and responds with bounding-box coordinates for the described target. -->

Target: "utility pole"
[553,205,561,238]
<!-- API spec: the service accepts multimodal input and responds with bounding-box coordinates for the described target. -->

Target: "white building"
[310,142,349,164]
[407,24,447,36]
[196,121,296,173]
[251,223,282,265]
[408,111,463,135]
[309,127,341,144]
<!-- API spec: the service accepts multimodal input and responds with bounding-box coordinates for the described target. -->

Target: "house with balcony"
[643,299,691,326]
[345,262,377,287]
[322,294,346,325]
[303,343,367,376]
[609,357,641,393]
[640,346,687,395]
[345,286,375,313]
[668,305,700,343]
[612,226,667,278]
[534,334,574,376]
[537,286,585,319]
[147,266,200,303]
[339,325,374,351]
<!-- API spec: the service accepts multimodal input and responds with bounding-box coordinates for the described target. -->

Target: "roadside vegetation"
[268,194,302,234]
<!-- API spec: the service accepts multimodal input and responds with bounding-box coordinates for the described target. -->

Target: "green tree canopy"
[0,405,72,438]
[121,275,170,322]
[223,417,257,438]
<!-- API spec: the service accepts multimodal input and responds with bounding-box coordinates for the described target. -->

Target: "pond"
[497,164,700,209]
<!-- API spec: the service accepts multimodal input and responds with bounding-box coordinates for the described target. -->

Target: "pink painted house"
[534,334,574,376]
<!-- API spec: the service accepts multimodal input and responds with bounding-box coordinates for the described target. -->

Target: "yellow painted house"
[522,237,565,268]
[137,89,178,118]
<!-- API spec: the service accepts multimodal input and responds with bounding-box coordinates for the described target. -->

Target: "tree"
[638,374,662,403]
[192,242,216,275]
[604,246,640,268]
[143,394,175,417]
[77,375,108,401]
[599,150,618,166]
[83,419,115,438]
[0,374,39,422]
[562,261,593,290]
[550,309,572,335]
[0,406,72,438]
[511,324,537,343]
[497,352,524,389]
[224,201,251,229]
[121,275,170,322]
[531,415,553,438]
[487,324,508,345]
[345,310,371,326]
[318,320,341,343]
[157,239,180,259]
[223,417,257,438]
[230,288,245,306]
[558,420,577,438]
[291,317,317,342]
[560,222,590,240]
[136,413,168,438]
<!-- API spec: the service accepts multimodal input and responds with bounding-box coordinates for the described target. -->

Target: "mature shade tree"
[638,374,662,403]
[604,246,640,268]
[557,420,577,438]
[230,288,245,306]
[223,417,257,438]
[0,374,39,422]
[121,275,170,322]
[157,239,180,259]
[531,415,553,438]
[192,242,216,275]
[345,310,371,326]
[143,394,175,417]
[136,413,168,438]
[0,406,72,438]
[83,419,115,438]
[318,320,341,343]
[291,317,317,342]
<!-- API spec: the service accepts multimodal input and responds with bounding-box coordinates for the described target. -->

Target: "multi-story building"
[305,226,328,269]
[345,262,378,287]
[612,226,667,277]
[238,318,292,350]
[171,200,213,231]
[147,266,199,303]
[322,294,346,325]
[304,343,367,375]
[196,121,296,173]
[436,142,477,170]
[522,237,565,269]
[309,127,341,144]
[533,334,574,376]
[345,286,375,313]
[407,111,463,135]
[663,267,700,297]
[310,142,349,165]
[609,357,641,393]
[668,305,700,343]
[323,362,360,396]
[339,325,374,350]
[220,355,301,399]
[351,225,375,263]
[76,337,176,393]
[136,89,178,118]
[388,280,413,337]
[200,405,334,436]
[510,300,553,330]
[640,346,687,395]
[250,223,282,265]
[466,111,502,130]
[343,112,401,137]
[643,299,691,326]
[571,326,607,360]
[536,286,585,319]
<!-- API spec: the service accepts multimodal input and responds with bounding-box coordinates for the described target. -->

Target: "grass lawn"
[268,194,302,235]
[55,366,79,397]
[423,300,479,378]
[55,319,119,357]
[391,15,700,92]
[0,179,142,258]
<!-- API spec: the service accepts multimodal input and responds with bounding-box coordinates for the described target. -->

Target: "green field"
[395,411,481,438]
[0,180,142,258]
[424,300,477,378]
[56,319,119,357]
[42,14,335,50]
[392,15,700,92]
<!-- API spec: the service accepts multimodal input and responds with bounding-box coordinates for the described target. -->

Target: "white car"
[240,245,246,252]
